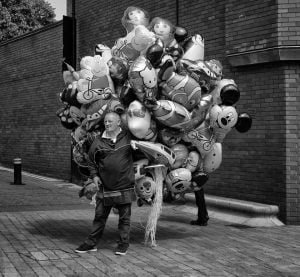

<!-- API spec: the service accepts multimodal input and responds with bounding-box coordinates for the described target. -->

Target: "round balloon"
[165,168,192,194]
[235,113,252,133]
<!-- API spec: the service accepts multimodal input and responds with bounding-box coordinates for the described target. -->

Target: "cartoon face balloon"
[135,176,156,201]
[209,104,238,130]
[126,100,151,139]
[165,168,192,194]
[128,56,158,102]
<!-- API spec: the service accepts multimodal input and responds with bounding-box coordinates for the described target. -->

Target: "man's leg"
[191,188,209,226]
[84,198,112,246]
[115,203,131,255]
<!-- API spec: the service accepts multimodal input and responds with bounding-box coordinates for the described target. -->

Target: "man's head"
[104,112,121,132]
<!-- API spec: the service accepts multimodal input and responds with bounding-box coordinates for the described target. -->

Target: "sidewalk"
[0,168,300,277]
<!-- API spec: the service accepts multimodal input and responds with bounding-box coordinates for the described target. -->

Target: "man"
[75,112,135,255]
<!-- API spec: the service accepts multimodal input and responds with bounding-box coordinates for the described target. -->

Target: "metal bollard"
[13,158,24,185]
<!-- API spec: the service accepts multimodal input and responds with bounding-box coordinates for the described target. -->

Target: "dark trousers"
[195,188,209,222]
[85,198,131,246]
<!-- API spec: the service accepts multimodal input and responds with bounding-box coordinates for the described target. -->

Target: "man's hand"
[93,176,102,187]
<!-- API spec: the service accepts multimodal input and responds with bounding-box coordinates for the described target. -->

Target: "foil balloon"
[160,72,202,111]
[108,56,129,84]
[185,151,201,173]
[135,175,156,204]
[203,142,222,173]
[56,106,78,130]
[131,140,176,167]
[209,104,238,136]
[60,85,80,107]
[149,17,178,49]
[165,168,192,194]
[177,59,222,93]
[158,127,184,147]
[128,56,158,102]
[209,104,238,129]
[183,121,215,157]
[76,76,114,104]
[69,106,86,126]
[235,113,252,133]
[182,34,205,61]
[150,99,191,129]
[170,144,189,169]
[80,56,94,71]
[210,79,240,105]
[81,99,109,130]
[133,158,149,180]
[112,7,151,62]
[183,94,213,132]
[144,119,158,141]
[126,100,151,139]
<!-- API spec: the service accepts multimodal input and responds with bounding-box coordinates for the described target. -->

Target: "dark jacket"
[87,129,135,205]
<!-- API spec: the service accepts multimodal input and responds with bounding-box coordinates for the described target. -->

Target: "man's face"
[104,113,120,132]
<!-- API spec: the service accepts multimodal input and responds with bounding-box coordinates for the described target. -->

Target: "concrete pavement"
[0,167,300,277]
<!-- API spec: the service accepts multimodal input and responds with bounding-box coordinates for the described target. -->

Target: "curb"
[0,166,284,227]
[181,193,284,227]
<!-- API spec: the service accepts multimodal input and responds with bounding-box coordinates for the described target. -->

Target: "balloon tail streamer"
[144,166,164,247]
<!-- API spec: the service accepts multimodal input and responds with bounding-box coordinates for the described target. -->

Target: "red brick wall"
[0,22,71,180]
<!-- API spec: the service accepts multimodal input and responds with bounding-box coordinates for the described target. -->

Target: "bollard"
[13,158,24,185]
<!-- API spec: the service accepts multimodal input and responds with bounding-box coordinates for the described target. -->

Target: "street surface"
[0,168,299,276]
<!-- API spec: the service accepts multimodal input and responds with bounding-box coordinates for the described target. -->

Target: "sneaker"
[75,243,97,253]
[115,243,128,255]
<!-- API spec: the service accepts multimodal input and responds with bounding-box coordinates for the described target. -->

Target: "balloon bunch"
[57,6,252,206]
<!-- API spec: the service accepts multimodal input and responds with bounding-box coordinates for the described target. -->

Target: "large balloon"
[160,72,202,111]
[150,99,191,129]
[128,56,158,102]
[126,100,151,139]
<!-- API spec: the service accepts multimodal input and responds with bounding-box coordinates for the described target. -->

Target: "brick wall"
[73,0,300,224]
[0,22,71,180]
